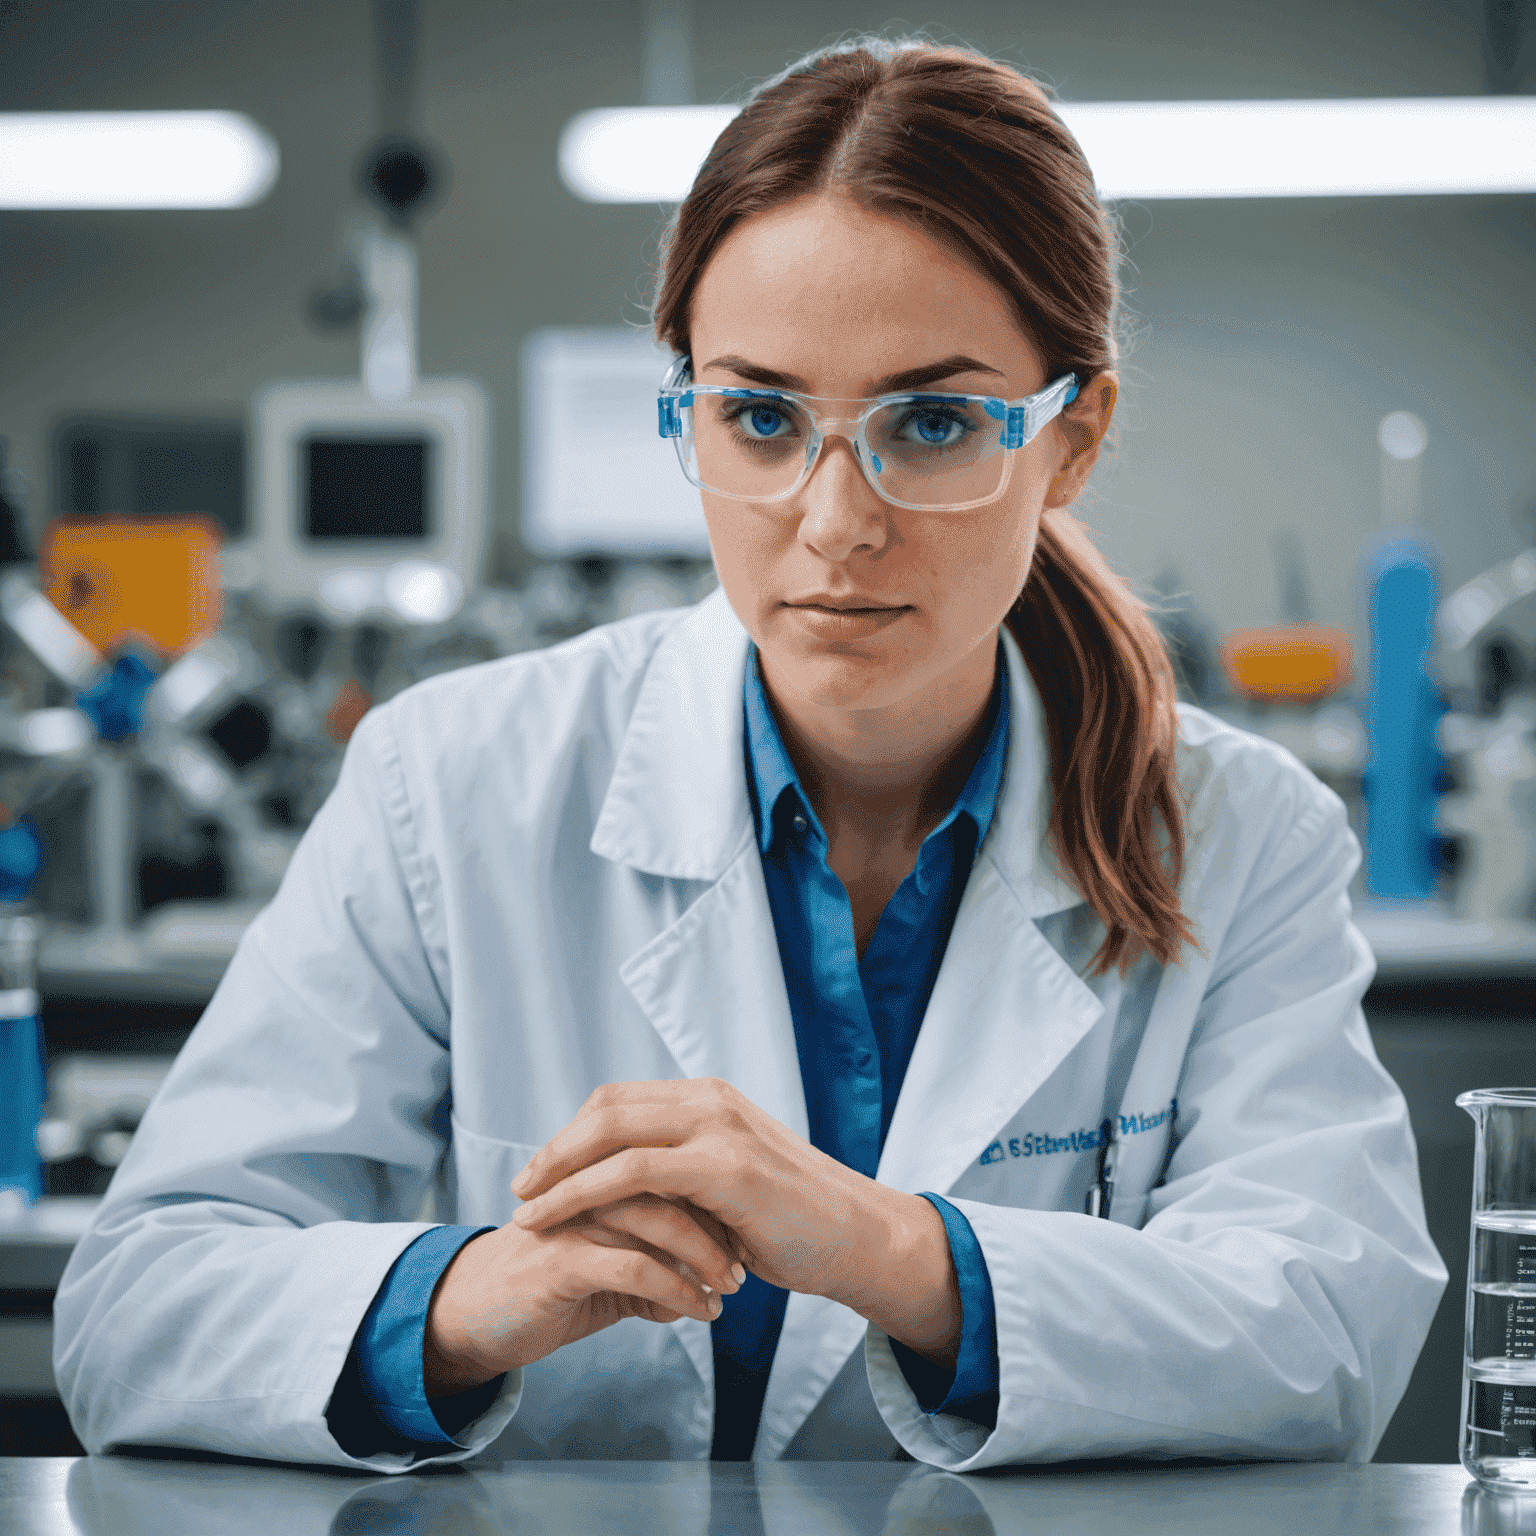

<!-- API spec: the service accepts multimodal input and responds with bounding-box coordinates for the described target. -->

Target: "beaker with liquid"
[1460,1088,1536,1491]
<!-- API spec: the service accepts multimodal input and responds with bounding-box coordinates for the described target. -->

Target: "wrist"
[831,1187,962,1369]
[422,1237,503,1399]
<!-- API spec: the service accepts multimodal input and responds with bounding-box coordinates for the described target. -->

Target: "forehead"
[688,194,1040,392]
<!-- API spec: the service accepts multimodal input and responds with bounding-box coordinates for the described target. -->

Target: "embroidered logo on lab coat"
[979,1098,1177,1166]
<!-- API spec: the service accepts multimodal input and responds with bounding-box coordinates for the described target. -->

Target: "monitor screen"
[303,436,430,540]
[522,329,708,556]
[56,415,246,536]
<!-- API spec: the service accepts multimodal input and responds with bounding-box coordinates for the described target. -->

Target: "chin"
[760,643,927,714]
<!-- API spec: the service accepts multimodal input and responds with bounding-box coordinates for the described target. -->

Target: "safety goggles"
[657,356,1079,512]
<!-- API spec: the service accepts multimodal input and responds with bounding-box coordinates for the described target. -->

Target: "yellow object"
[1221,626,1353,704]
[43,516,222,658]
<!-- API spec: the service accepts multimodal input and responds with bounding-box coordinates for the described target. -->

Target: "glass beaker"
[1460,1088,1536,1491]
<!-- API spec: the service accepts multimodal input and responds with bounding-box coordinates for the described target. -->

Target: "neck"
[757,633,1001,847]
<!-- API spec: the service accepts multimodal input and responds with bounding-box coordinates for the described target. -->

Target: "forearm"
[54,1199,439,1466]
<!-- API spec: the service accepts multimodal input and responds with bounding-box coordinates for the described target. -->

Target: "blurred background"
[0,0,1533,1465]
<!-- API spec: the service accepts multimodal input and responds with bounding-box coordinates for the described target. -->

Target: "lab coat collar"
[590,589,755,880]
[590,589,1084,921]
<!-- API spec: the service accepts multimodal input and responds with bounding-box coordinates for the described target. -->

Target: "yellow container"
[1221,625,1353,704]
[43,516,222,658]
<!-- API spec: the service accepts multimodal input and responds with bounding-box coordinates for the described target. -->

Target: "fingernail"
[708,1294,723,1319]
[731,1264,746,1285]
[701,1284,715,1296]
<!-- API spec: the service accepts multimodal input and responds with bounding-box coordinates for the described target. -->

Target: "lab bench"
[0,1457,1507,1535]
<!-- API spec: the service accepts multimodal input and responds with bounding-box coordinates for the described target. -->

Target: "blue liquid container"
[1363,535,1443,898]
[0,820,45,1206]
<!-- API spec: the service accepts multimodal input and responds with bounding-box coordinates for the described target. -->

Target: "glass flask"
[1460,1088,1536,1491]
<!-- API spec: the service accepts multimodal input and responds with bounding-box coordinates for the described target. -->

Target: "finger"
[565,1219,709,1290]
[591,1199,746,1294]
[673,1199,739,1257]
[514,1147,704,1231]
[631,1301,687,1324]
[513,1105,699,1200]
[576,1241,723,1324]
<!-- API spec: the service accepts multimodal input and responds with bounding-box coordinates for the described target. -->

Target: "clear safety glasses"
[657,357,1079,512]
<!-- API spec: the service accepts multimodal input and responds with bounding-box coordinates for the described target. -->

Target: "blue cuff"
[888,1194,999,1428]
[356,1224,502,1445]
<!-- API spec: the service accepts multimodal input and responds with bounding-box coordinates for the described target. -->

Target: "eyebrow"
[698,353,1009,395]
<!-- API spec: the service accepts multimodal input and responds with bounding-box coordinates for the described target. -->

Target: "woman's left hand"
[510,1078,955,1347]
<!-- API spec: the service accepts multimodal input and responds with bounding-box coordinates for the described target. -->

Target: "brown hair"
[652,38,1194,975]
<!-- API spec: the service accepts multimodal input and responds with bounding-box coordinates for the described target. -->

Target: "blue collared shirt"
[710,648,1005,1457]
[337,649,1007,1454]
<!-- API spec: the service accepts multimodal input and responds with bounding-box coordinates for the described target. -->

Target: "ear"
[1044,372,1117,508]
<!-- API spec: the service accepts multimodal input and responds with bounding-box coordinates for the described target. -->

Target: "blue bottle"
[0,819,45,1207]
[1362,535,1443,899]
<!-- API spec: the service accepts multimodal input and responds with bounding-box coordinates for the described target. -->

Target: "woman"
[55,38,1444,1472]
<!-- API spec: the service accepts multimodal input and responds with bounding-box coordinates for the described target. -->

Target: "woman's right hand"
[421,1195,745,1398]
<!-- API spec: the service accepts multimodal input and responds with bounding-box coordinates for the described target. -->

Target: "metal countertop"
[0,1458,1524,1535]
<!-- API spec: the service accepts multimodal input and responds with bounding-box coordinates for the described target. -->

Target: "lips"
[780,598,912,639]
[784,596,909,613]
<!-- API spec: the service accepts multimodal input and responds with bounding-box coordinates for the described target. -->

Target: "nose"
[795,431,890,563]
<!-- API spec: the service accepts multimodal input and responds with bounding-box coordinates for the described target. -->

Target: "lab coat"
[53,590,1447,1473]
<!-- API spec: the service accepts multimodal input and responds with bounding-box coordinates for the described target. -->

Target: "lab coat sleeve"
[864,785,1448,1469]
[52,706,524,1470]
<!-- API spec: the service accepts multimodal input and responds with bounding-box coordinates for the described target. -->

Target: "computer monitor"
[245,377,489,613]
[522,328,708,557]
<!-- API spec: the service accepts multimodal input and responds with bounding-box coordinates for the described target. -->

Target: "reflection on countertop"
[0,1456,1523,1536]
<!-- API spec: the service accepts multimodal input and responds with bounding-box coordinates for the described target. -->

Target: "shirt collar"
[742,644,1011,867]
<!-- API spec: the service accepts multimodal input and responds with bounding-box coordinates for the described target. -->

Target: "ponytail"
[1006,512,1196,976]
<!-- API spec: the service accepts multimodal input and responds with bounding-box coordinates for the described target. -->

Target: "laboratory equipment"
[42,516,222,657]
[247,229,489,620]
[1458,1087,1536,1490]
[1432,547,1536,922]
[1211,533,1368,863]
[35,1055,173,1177]
[0,820,45,1213]
[523,328,709,556]
[244,0,484,622]
[1363,534,1443,898]
[1221,626,1353,704]
[54,414,245,536]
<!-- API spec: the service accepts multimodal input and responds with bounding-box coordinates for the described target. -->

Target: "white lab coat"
[53,590,1446,1473]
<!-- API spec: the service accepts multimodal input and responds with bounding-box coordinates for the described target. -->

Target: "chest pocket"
[450,1116,540,1227]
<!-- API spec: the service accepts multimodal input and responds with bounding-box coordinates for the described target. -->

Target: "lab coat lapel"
[618,845,808,1140]
[878,630,1105,1196]
[595,593,810,1400]
[619,839,809,1402]
[594,590,809,1139]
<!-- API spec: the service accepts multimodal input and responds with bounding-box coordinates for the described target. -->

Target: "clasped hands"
[421,1078,961,1399]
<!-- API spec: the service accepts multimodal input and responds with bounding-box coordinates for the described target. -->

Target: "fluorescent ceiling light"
[559,98,1536,203]
[560,105,735,204]
[0,111,278,209]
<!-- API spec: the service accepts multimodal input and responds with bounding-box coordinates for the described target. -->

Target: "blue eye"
[737,403,792,439]
[894,405,973,449]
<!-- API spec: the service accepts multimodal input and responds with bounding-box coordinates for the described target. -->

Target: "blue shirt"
[710,649,1004,1458]
[333,649,1007,1454]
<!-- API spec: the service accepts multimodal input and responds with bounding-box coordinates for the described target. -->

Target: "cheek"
[917,505,1039,632]
[701,500,785,612]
